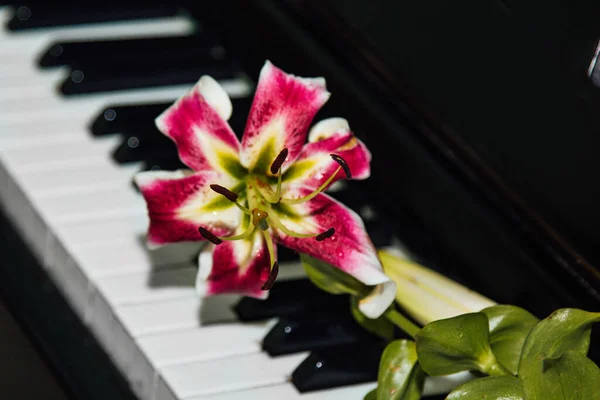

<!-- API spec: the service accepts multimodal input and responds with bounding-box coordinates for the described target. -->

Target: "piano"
[1,1,599,399]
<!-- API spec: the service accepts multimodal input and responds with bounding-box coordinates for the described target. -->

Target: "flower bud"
[379,250,496,325]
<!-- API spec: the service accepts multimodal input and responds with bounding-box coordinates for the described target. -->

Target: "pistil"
[200,151,349,291]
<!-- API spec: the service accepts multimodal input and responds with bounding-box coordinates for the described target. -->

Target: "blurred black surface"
[2,0,600,398]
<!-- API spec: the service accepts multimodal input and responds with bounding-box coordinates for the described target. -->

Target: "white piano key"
[189,383,376,400]
[0,84,191,124]
[137,322,273,369]
[0,129,83,152]
[0,78,251,126]
[156,352,308,399]
[0,6,12,25]
[0,14,196,60]
[133,321,277,400]
[175,368,474,400]
[46,246,91,319]
[129,343,156,400]
[32,185,146,224]
[96,267,197,307]
[0,159,50,260]
[115,296,237,337]
[0,135,119,169]
[69,239,201,279]
[0,68,67,95]
[15,161,140,198]
[53,214,151,246]
[113,262,309,336]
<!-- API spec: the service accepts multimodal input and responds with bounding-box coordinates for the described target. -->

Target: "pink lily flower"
[134,61,396,318]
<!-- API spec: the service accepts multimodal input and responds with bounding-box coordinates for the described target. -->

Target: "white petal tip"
[358,280,397,319]
[146,238,164,250]
[197,247,214,281]
[308,117,351,142]
[197,75,233,121]
[133,169,191,189]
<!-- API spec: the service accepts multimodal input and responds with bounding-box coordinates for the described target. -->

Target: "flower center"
[199,148,351,290]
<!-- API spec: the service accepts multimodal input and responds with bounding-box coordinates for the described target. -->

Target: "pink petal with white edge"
[196,230,273,298]
[155,76,244,177]
[134,170,241,247]
[240,61,331,174]
[273,188,395,318]
[283,118,371,190]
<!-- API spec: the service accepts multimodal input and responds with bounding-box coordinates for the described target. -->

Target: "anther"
[315,228,335,241]
[198,226,223,245]
[330,154,352,179]
[210,184,238,202]
[261,262,279,290]
[270,148,288,174]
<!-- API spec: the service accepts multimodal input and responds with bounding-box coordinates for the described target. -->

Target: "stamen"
[210,183,251,214]
[261,262,279,290]
[260,230,278,290]
[198,226,223,245]
[330,154,352,179]
[270,148,288,174]
[210,184,238,202]
[267,211,324,239]
[219,223,257,241]
[315,228,335,241]
[279,166,342,205]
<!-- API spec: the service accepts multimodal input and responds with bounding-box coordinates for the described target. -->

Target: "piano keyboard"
[0,6,469,399]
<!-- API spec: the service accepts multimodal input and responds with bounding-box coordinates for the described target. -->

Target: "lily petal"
[272,187,395,318]
[240,61,330,175]
[283,118,371,189]
[134,170,241,247]
[155,76,245,178]
[196,230,272,298]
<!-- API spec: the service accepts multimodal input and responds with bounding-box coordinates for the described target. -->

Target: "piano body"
[1,1,599,399]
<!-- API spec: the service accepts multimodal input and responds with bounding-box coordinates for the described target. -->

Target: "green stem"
[481,353,513,377]
[384,308,420,339]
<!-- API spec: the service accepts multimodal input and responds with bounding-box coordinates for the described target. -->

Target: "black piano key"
[92,97,253,137]
[112,132,176,164]
[38,35,222,68]
[90,103,172,136]
[292,340,386,392]
[61,59,240,95]
[365,218,396,248]
[141,157,187,172]
[225,97,253,135]
[7,5,180,31]
[262,313,370,356]
[328,182,370,212]
[233,279,349,322]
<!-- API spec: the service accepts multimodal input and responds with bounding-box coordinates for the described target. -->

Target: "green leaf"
[300,254,370,297]
[364,388,377,400]
[482,305,539,374]
[350,297,395,340]
[447,376,525,400]
[523,351,600,400]
[376,340,424,400]
[520,309,600,362]
[416,313,506,376]
[518,309,600,400]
